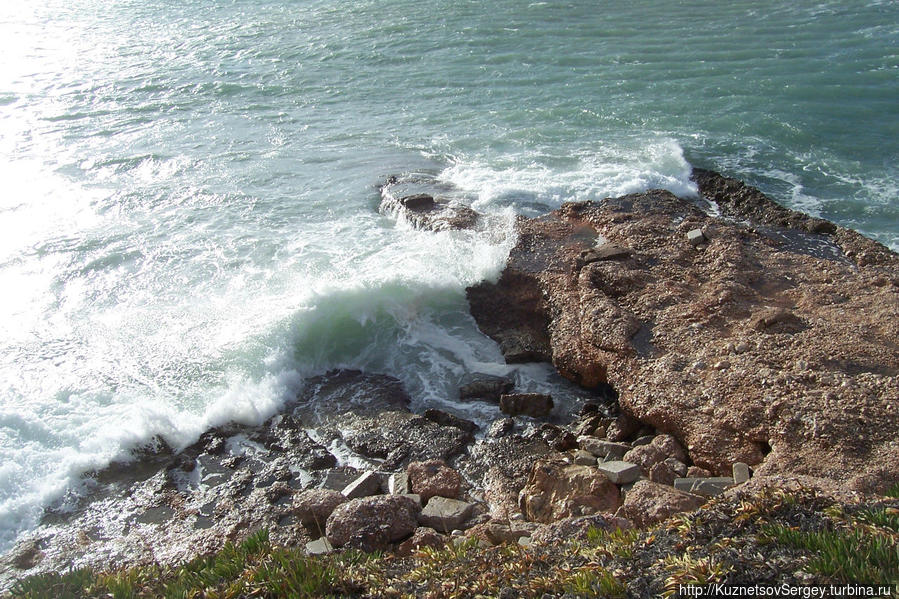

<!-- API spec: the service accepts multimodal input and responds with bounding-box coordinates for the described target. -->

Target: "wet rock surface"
[379,173,480,231]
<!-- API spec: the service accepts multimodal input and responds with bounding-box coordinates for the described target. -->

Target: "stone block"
[578,437,631,460]
[419,497,474,532]
[732,462,751,484]
[687,228,707,246]
[573,449,598,466]
[342,471,381,499]
[597,461,642,485]
[305,537,334,555]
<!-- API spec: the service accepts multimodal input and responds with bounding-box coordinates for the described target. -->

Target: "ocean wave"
[438,137,697,213]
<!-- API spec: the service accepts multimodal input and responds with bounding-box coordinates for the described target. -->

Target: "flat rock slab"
[578,437,631,460]
[420,497,475,532]
[674,477,736,497]
[342,471,381,499]
[597,461,642,485]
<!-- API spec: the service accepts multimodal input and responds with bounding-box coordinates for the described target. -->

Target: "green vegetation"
[886,482,899,499]
[761,507,899,585]
[8,530,372,599]
[7,492,899,598]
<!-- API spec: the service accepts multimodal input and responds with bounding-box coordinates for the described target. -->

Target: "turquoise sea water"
[0,0,896,551]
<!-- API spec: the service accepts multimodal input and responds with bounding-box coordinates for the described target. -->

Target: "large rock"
[465,171,899,492]
[325,495,420,551]
[518,458,621,523]
[293,369,412,425]
[293,489,348,529]
[407,460,462,503]
[531,514,633,545]
[419,497,475,532]
[458,374,515,402]
[615,480,705,527]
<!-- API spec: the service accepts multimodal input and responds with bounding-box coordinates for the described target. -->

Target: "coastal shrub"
[9,567,93,599]
[563,567,627,598]
[761,521,898,583]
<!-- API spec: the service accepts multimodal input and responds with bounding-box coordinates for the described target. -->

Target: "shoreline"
[2,168,898,593]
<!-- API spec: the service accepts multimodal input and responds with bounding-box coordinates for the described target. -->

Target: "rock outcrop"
[466,170,899,491]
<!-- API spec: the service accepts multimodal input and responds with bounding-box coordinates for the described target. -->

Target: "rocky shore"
[2,169,897,593]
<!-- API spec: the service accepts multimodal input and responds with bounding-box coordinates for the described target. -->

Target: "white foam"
[439,137,698,212]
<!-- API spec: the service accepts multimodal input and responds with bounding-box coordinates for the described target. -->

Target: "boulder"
[578,437,631,460]
[487,418,515,438]
[531,514,633,545]
[293,489,348,530]
[674,477,736,497]
[651,434,687,462]
[649,458,688,486]
[419,497,475,532]
[293,369,411,425]
[407,460,462,503]
[396,527,447,556]
[341,471,382,499]
[339,411,471,469]
[622,444,665,474]
[527,423,577,451]
[615,480,705,527]
[423,409,478,434]
[499,393,554,418]
[573,450,598,466]
[518,458,621,523]
[455,436,556,520]
[325,495,420,551]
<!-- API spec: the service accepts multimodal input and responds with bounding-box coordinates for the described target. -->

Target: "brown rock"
[395,527,447,556]
[518,458,621,523]
[325,495,420,550]
[622,444,665,473]
[465,171,899,488]
[648,460,677,486]
[651,434,687,462]
[293,489,349,530]
[605,413,641,442]
[407,460,462,503]
[615,480,705,527]
[531,514,633,545]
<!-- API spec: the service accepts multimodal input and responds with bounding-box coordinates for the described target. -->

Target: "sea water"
[0,0,895,552]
